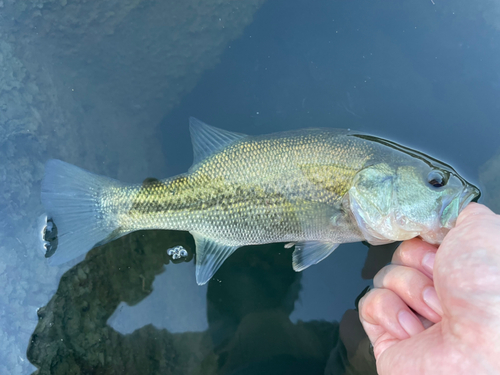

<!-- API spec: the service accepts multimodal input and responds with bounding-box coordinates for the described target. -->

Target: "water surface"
[1,0,499,374]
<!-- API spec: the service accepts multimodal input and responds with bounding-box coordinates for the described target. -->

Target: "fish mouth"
[459,185,481,212]
[427,185,481,244]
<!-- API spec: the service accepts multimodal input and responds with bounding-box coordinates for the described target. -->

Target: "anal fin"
[292,241,339,272]
[191,232,239,285]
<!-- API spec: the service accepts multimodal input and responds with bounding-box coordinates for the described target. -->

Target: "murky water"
[1,0,500,374]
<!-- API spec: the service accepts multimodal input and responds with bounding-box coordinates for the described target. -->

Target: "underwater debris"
[167,246,188,260]
[37,214,58,258]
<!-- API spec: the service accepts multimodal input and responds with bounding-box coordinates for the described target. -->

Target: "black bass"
[40,118,480,284]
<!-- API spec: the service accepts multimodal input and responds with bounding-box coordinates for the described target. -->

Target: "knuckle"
[360,288,391,319]
[373,264,398,288]
[395,242,412,264]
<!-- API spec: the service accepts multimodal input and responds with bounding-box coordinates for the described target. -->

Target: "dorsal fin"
[189,117,247,168]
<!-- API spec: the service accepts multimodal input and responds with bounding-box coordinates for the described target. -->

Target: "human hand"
[359,203,500,374]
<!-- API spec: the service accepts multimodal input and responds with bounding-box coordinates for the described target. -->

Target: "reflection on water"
[26,229,402,374]
[108,262,208,335]
[27,230,213,374]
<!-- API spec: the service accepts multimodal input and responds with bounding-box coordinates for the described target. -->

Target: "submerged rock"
[27,230,217,375]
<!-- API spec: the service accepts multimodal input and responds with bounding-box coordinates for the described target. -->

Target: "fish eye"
[427,170,447,188]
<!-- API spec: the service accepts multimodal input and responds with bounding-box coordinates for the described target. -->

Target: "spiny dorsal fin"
[292,241,340,272]
[191,231,239,285]
[189,117,247,168]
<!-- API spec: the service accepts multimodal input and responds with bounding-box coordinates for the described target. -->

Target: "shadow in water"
[27,230,393,374]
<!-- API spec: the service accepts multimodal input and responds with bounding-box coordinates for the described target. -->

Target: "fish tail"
[40,159,123,265]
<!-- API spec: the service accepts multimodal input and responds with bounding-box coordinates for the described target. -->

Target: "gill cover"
[347,163,410,245]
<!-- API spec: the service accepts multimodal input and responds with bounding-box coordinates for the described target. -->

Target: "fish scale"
[118,129,369,245]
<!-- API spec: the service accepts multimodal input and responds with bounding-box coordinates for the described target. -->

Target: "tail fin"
[41,159,122,265]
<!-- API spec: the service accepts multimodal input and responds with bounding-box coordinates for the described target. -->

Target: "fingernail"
[423,286,443,316]
[398,310,422,336]
[422,252,435,275]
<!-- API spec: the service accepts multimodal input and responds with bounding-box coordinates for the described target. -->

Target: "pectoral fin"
[292,241,340,272]
[191,232,239,285]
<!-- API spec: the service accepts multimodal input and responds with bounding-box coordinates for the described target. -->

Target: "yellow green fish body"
[41,118,480,284]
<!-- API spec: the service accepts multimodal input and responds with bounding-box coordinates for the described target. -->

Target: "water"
[1,0,500,374]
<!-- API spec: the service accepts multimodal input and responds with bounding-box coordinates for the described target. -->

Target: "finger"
[437,202,500,316]
[456,202,498,227]
[359,288,424,359]
[374,264,443,322]
[392,238,438,279]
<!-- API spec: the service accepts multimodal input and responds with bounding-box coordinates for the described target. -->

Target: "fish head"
[347,160,480,245]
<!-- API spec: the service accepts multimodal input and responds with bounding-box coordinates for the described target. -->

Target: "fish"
[40,117,480,285]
